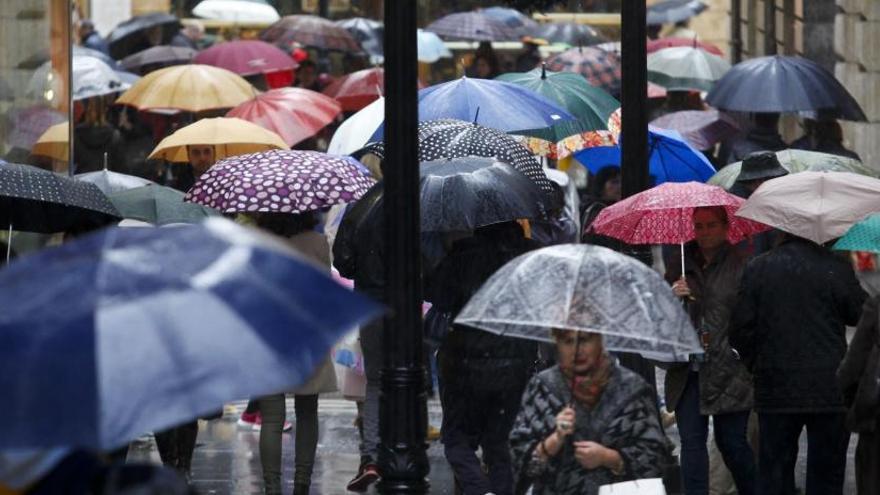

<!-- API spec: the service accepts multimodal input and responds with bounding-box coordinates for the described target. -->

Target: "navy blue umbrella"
[647,0,708,26]
[706,55,867,121]
[107,13,181,59]
[0,218,381,449]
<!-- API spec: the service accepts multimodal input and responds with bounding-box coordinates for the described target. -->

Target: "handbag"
[599,478,667,495]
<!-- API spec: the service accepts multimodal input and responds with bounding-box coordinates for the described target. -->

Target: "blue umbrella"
[0,218,381,450]
[573,127,716,184]
[370,77,575,140]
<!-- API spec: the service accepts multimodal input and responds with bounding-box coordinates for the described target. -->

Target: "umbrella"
[17,45,119,71]
[647,0,709,26]
[193,40,298,77]
[261,15,362,52]
[425,11,522,42]
[116,64,256,113]
[535,22,606,47]
[185,149,375,214]
[650,109,740,150]
[119,45,196,73]
[736,171,880,244]
[648,46,730,92]
[545,46,622,96]
[706,55,867,121]
[336,18,383,63]
[107,13,181,59]
[0,161,120,233]
[76,169,156,195]
[227,88,341,148]
[328,97,384,156]
[149,117,288,163]
[115,70,141,86]
[0,217,380,449]
[108,184,219,225]
[834,214,880,253]
[417,29,452,63]
[482,6,539,33]
[648,81,669,99]
[707,149,879,189]
[193,0,281,22]
[647,37,723,56]
[28,55,130,102]
[574,126,716,185]
[31,122,69,162]
[455,244,702,362]
[322,67,384,112]
[4,106,66,152]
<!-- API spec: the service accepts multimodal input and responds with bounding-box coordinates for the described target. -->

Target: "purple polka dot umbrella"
[184,149,375,214]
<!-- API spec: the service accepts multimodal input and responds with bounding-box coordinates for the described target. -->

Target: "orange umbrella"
[226,88,341,147]
[148,117,288,162]
[116,64,256,112]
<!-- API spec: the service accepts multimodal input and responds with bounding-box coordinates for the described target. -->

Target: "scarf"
[560,351,613,408]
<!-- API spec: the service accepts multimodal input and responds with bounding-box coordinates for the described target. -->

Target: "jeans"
[257,394,319,494]
[757,412,849,495]
[675,372,756,495]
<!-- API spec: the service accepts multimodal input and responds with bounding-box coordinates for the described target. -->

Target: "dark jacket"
[332,186,385,302]
[73,123,125,174]
[664,243,753,414]
[81,31,110,56]
[729,238,866,413]
[837,296,880,432]
[719,128,787,165]
[790,135,862,161]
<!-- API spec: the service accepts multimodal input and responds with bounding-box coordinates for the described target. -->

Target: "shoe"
[293,482,310,495]
[346,463,380,492]
[237,411,259,428]
[251,414,293,432]
[426,425,441,442]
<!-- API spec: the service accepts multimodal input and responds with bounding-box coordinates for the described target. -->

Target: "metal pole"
[620,0,648,198]
[731,0,743,63]
[379,1,429,494]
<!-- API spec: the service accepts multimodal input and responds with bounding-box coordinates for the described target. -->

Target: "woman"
[250,211,337,495]
[510,330,665,495]
[665,207,755,495]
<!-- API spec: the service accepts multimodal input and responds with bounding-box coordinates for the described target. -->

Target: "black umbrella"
[107,13,181,60]
[0,161,120,233]
[336,18,383,62]
[535,22,606,47]
[705,55,867,121]
[119,45,197,73]
[647,0,708,26]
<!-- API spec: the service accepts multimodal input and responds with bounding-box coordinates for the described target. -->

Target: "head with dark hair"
[253,211,319,238]
[753,112,780,130]
[692,206,729,253]
[590,166,621,204]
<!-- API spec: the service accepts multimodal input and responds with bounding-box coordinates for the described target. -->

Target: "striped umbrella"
[425,11,521,41]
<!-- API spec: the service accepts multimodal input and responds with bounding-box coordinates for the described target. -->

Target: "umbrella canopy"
[261,15,362,52]
[0,161,120,233]
[336,17,383,62]
[647,0,708,25]
[650,109,740,150]
[186,149,375,214]
[31,122,69,161]
[545,46,622,96]
[327,97,384,156]
[535,22,606,46]
[482,6,539,33]
[647,37,723,56]
[116,64,256,113]
[149,117,288,163]
[706,55,867,121]
[227,88,341,148]
[4,106,66,152]
[109,184,219,225]
[736,171,880,244]
[425,11,521,41]
[29,55,129,102]
[107,13,181,59]
[647,46,730,92]
[119,45,197,73]
[574,127,716,184]
[455,244,701,361]
[193,40,297,77]
[0,217,380,449]
[193,0,280,22]
[708,149,879,189]
[834,214,880,253]
[322,67,384,112]
[590,181,768,245]
[76,169,156,195]
[417,29,452,63]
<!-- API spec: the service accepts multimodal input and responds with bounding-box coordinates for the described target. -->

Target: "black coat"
[73,124,125,174]
[838,296,880,432]
[729,238,866,413]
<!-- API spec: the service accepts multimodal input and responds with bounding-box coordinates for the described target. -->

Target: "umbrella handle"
[6,223,11,265]
[568,331,582,408]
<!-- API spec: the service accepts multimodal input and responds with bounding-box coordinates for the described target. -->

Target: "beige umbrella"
[736,171,880,244]
[148,117,288,162]
[31,122,69,161]
[116,64,255,112]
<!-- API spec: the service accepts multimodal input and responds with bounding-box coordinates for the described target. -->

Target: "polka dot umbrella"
[185,149,375,214]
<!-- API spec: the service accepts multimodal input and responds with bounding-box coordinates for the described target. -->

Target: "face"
[475,58,492,78]
[298,66,316,86]
[602,176,621,202]
[187,145,215,176]
[555,331,604,375]
[693,209,729,251]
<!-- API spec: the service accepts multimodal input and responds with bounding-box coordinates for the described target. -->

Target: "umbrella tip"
[541,62,547,79]
[473,106,480,124]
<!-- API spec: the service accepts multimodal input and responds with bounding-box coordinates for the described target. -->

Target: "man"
[170,22,204,50]
[718,113,787,165]
[729,231,866,495]
[165,144,214,193]
[78,19,110,56]
[728,151,788,200]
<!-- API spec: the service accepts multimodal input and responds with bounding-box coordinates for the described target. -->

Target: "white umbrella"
[417,29,452,63]
[328,96,384,156]
[192,0,280,23]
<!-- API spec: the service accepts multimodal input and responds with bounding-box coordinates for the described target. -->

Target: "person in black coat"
[729,235,866,495]
[718,113,787,165]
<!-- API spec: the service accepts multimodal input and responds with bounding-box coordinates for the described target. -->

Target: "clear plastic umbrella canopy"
[456,244,701,362]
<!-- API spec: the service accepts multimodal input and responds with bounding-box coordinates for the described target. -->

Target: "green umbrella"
[647,46,730,92]
[496,66,620,143]
[708,149,879,190]
[109,185,219,225]
[834,214,880,253]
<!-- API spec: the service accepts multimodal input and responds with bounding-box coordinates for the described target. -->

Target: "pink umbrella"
[647,37,724,56]
[226,87,341,147]
[651,109,740,150]
[322,67,383,112]
[193,40,298,77]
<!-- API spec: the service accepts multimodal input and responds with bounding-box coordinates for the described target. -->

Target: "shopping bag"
[598,478,666,495]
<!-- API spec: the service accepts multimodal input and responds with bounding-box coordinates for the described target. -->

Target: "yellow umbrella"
[32,122,69,161]
[148,117,288,162]
[116,64,256,112]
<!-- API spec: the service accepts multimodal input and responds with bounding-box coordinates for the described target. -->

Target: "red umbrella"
[226,87,341,147]
[647,38,724,57]
[322,67,384,112]
[193,40,297,78]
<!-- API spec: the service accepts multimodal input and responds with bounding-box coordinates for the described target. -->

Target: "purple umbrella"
[4,106,66,151]
[650,109,740,150]
[185,149,375,214]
